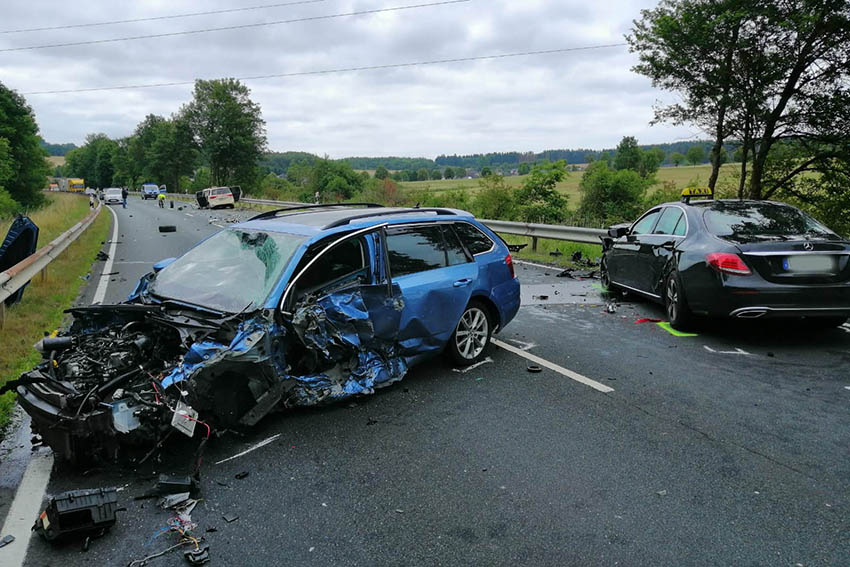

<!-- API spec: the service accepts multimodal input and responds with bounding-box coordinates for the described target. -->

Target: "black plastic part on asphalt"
[527,364,542,373]
[184,541,210,564]
[158,225,177,233]
[33,487,120,542]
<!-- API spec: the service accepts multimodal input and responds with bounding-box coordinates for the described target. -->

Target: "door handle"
[453,278,472,287]
[661,241,675,251]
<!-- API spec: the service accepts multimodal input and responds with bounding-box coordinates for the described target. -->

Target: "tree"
[480,166,493,177]
[686,145,706,166]
[374,165,389,180]
[614,136,643,172]
[454,167,467,179]
[147,117,198,192]
[416,168,429,182]
[310,159,364,201]
[0,82,49,207]
[578,161,652,224]
[515,161,569,223]
[630,0,850,199]
[430,169,442,180]
[473,174,516,220]
[184,78,266,188]
[518,162,532,175]
[671,152,686,166]
[443,167,455,180]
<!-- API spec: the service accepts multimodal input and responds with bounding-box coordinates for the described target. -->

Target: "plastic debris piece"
[184,541,210,565]
[158,225,177,233]
[656,490,667,497]
[605,303,618,313]
[634,318,662,324]
[0,534,15,548]
[223,513,239,523]
[33,487,119,542]
[234,471,250,480]
[526,364,542,373]
[159,492,191,509]
[95,251,109,261]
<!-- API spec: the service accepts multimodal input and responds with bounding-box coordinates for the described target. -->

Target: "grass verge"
[497,233,603,269]
[0,193,92,243]
[0,202,110,435]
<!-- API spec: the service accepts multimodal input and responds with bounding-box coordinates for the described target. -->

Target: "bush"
[578,161,651,224]
[0,188,20,218]
[471,175,516,220]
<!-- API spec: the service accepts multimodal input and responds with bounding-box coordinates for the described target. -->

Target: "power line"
[0,0,470,53]
[22,44,628,95]
[0,0,328,35]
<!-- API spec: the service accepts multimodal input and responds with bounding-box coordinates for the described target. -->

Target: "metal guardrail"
[0,202,102,326]
[480,219,606,247]
[151,193,607,247]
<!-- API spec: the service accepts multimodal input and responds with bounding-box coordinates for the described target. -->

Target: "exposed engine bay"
[11,285,407,465]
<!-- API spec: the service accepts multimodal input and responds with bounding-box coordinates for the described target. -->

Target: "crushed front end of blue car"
[8,284,408,464]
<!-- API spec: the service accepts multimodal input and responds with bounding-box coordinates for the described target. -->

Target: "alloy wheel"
[455,307,489,360]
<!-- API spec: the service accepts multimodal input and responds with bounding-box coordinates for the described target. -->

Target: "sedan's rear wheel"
[664,271,693,330]
[448,301,492,365]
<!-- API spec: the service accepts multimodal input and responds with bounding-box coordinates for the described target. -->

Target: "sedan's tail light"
[505,254,516,278]
[706,252,751,276]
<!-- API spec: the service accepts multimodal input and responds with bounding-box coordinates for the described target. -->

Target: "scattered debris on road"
[95,251,110,261]
[158,225,177,233]
[33,487,120,543]
[0,534,15,548]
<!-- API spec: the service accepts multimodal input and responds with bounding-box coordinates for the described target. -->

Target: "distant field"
[399,163,740,202]
[46,156,66,167]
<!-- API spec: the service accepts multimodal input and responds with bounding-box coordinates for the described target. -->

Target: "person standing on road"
[157,192,166,208]
[121,187,128,208]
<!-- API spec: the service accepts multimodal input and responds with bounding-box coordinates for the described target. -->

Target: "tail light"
[505,254,516,278]
[706,252,751,276]
[209,195,217,199]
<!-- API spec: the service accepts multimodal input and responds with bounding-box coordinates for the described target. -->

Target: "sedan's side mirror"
[153,257,177,273]
[608,226,628,238]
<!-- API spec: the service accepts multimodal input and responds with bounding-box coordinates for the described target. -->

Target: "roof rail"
[323,208,458,229]
[248,202,383,221]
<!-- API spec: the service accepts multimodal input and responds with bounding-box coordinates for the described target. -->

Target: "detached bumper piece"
[33,488,120,542]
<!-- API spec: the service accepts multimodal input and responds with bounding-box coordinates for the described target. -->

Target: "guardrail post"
[40,266,47,282]
[0,302,5,330]
[532,236,538,252]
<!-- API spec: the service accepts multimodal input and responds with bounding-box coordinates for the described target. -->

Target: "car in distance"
[197,186,235,209]
[103,187,123,205]
[11,204,521,463]
[141,183,160,199]
[601,188,850,329]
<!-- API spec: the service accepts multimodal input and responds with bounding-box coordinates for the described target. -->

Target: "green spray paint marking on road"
[591,283,606,292]
[657,322,698,337]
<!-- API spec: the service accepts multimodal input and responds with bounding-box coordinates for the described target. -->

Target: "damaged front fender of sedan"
[11,284,409,464]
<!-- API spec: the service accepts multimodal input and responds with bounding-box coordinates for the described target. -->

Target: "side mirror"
[608,226,628,238]
[153,257,177,273]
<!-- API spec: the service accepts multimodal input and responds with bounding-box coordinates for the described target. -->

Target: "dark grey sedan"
[600,197,850,329]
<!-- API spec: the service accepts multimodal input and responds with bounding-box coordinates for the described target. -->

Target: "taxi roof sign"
[681,186,713,203]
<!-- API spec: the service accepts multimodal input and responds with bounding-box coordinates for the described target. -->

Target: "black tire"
[158,225,177,233]
[664,270,693,330]
[447,300,493,366]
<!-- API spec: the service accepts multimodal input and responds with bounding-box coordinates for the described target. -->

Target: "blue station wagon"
[13,204,521,462]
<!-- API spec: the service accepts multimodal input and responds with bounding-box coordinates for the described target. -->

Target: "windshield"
[149,228,306,312]
[703,201,838,243]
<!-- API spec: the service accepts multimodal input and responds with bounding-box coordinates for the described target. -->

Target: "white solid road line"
[492,338,615,393]
[0,451,54,566]
[91,205,119,304]
[2,206,119,566]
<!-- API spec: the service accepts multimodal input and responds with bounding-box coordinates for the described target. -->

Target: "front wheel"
[664,270,693,330]
[447,301,493,365]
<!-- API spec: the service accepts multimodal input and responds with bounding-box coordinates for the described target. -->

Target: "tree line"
[62,78,266,193]
[628,0,849,231]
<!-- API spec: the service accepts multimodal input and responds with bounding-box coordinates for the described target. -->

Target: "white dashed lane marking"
[492,338,614,393]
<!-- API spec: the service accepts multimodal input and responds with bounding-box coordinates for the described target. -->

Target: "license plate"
[783,255,835,273]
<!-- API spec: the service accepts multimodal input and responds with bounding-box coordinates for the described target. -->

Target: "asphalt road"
[6,197,850,566]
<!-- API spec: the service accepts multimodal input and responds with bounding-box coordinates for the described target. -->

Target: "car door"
[632,206,686,295]
[383,223,478,359]
[612,208,662,290]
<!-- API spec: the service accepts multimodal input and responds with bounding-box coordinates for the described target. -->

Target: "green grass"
[0,193,92,243]
[497,233,603,269]
[0,197,108,435]
[399,162,740,203]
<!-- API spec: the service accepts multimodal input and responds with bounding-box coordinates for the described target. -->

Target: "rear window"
[703,202,837,243]
[453,222,494,255]
[214,188,230,195]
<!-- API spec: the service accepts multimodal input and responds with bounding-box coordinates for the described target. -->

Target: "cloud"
[0,0,697,157]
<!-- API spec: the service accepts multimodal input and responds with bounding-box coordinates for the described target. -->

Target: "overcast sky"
[0,0,700,158]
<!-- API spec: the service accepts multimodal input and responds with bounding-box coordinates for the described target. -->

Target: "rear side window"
[453,222,494,255]
[632,210,661,235]
[387,225,453,277]
[442,226,470,266]
[653,208,684,235]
